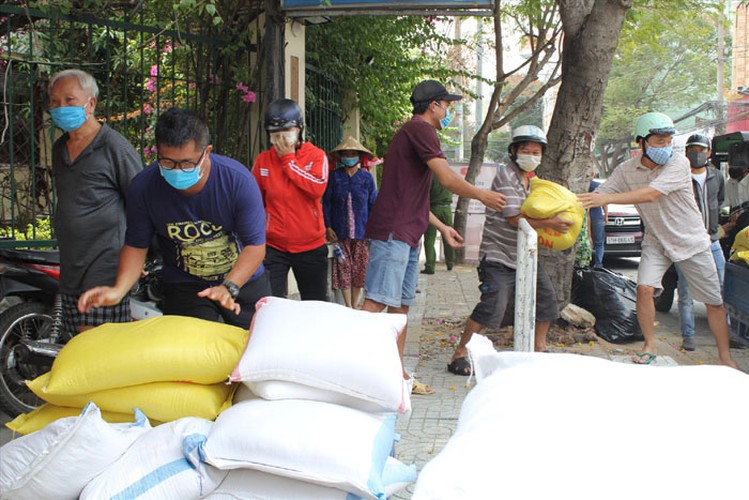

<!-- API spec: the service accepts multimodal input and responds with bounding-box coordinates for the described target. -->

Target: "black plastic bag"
[571,268,643,343]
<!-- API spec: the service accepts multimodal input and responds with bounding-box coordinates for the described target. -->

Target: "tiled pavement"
[392,263,749,499]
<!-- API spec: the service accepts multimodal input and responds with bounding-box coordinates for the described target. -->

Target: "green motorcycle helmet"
[634,112,676,141]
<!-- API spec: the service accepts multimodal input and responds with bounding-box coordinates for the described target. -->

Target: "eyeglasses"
[157,147,207,172]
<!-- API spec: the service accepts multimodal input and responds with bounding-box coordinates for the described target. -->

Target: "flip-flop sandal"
[632,352,656,365]
[411,379,435,395]
[447,357,472,376]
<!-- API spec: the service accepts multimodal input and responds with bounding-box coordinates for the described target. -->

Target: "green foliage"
[306,16,460,156]
[17,0,258,165]
[0,217,54,245]
[601,0,728,142]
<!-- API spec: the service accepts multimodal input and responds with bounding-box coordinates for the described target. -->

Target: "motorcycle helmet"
[265,99,304,133]
[634,112,675,141]
[507,125,547,159]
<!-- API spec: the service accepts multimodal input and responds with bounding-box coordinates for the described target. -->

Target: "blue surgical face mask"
[434,101,452,130]
[50,102,89,132]
[340,157,359,168]
[439,109,452,130]
[159,163,204,190]
[644,144,673,166]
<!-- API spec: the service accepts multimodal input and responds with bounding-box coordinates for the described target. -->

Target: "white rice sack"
[230,297,409,413]
[205,457,416,500]
[202,399,408,499]
[413,336,749,499]
[0,402,150,500]
[80,417,226,500]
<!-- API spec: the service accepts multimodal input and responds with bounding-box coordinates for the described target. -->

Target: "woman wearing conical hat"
[323,137,378,308]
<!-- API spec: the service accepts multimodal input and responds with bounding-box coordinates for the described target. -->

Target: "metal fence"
[305,63,342,153]
[0,4,260,248]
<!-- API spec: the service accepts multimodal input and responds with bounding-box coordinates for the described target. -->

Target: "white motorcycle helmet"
[508,125,547,163]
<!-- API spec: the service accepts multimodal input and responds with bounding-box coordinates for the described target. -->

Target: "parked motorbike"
[0,248,162,417]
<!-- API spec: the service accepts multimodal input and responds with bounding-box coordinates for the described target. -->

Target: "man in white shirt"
[578,112,737,369]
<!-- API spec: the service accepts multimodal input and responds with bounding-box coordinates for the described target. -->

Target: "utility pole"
[475,18,484,131]
[264,0,285,107]
[716,1,727,135]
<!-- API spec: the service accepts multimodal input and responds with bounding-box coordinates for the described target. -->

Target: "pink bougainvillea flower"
[143,103,153,114]
[146,77,156,92]
[235,82,249,93]
[241,91,256,103]
[150,65,158,76]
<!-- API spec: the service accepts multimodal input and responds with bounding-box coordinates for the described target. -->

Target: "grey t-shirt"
[52,124,142,294]
[479,161,528,269]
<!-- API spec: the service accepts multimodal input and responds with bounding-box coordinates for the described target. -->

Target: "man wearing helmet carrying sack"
[361,80,506,394]
[578,112,737,368]
[447,125,573,376]
[252,99,330,301]
[674,134,726,351]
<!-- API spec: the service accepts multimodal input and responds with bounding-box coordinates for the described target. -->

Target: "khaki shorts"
[638,245,722,305]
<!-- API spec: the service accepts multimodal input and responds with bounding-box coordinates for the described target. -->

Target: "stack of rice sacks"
[6,316,247,434]
[1,402,230,499]
[1,299,417,499]
[202,296,417,499]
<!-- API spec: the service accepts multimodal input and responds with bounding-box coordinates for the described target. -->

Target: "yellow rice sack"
[42,316,248,396]
[520,177,584,251]
[5,404,161,436]
[27,373,235,422]
[731,226,749,264]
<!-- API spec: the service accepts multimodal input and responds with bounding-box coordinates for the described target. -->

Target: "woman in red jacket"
[252,99,330,301]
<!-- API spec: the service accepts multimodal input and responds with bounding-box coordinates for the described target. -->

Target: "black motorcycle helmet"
[685,133,711,150]
[265,98,304,134]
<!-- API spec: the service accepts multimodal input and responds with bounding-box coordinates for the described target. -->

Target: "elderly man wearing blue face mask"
[79,107,270,328]
[578,112,737,369]
[49,69,142,334]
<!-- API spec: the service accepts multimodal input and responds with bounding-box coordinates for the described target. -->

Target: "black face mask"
[728,167,746,180]
[686,151,709,169]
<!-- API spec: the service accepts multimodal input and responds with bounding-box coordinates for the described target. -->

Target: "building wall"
[286,20,306,110]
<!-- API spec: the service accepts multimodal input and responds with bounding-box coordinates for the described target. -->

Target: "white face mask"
[270,130,298,146]
[515,154,542,172]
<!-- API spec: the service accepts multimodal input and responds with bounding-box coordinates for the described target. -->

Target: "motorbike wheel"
[0,302,58,417]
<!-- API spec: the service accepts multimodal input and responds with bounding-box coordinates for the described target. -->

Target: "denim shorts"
[364,235,420,308]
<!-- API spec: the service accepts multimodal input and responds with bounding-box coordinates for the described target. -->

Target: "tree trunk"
[540,0,632,307]
[453,0,562,263]
[454,132,490,262]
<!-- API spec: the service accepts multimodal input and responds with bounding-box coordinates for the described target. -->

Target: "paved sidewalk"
[393,264,749,499]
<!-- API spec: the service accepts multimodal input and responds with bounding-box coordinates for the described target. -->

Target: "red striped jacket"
[252,141,329,253]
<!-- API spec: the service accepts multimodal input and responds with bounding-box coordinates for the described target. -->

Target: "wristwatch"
[222,279,240,299]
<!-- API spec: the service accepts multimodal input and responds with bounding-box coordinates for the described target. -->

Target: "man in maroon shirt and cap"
[361,80,506,394]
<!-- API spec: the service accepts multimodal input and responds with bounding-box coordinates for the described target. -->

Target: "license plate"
[606,236,635,244]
